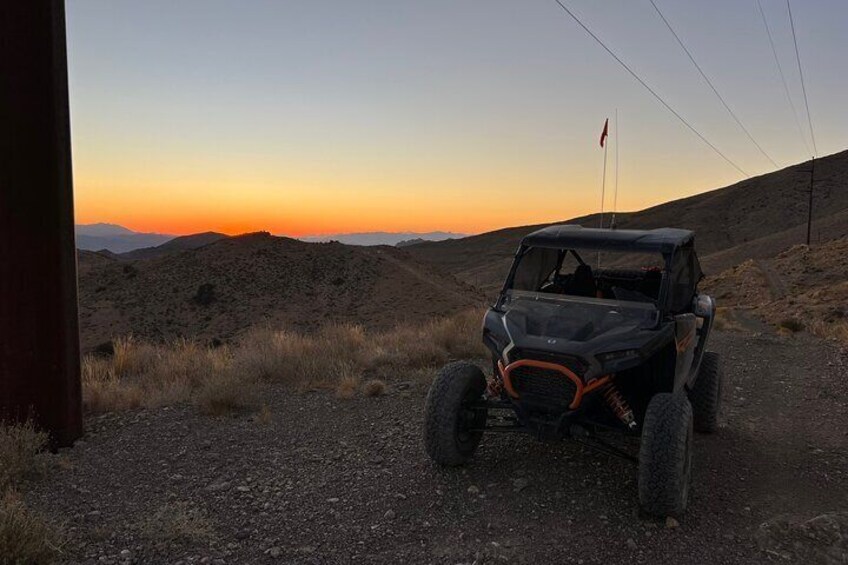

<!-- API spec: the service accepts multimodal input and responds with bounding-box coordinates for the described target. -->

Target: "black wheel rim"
[456,388,484,447]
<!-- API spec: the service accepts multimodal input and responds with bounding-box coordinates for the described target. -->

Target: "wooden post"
[0,1,83,446]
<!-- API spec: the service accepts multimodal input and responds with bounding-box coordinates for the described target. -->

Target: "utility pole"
[0,1,83,447]
[805,157,815,246]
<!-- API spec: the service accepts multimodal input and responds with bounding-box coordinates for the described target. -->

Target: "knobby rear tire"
[689,351,722,433]
[638,392,694,517]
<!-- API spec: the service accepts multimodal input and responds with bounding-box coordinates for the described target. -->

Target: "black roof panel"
[521,225,694,253]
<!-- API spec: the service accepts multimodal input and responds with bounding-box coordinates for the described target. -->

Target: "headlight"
[597,349,640,364]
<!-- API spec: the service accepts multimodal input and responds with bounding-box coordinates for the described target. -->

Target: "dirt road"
[30,331,848,564]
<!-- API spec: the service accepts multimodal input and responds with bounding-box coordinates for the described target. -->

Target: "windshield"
[507,246,667,306]
[501,291,660,341]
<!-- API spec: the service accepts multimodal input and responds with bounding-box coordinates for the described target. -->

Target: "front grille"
[510,365,578,408]
[510,349,588,376]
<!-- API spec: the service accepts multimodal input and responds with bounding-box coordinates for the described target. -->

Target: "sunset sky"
[66,0,847,236]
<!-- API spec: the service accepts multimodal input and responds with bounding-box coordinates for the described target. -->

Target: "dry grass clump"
[82,356,145,413]
[195,371,258,416]
[233,324,368,388]
[83,340,240,414]
[111,335,158,378]
[0,421,63,563]
[140,501,212,543]
[808,320,848,346]
[371,309,488,370]
[335,373,361,399]
[82,309,488,413]
[0,490,63,564]
[0,420,49,491]
[362,379,387,397]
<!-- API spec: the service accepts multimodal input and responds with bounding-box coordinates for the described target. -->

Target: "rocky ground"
[28,331,848,564]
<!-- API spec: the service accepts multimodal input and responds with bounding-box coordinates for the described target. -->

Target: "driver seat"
[564,264,596,297]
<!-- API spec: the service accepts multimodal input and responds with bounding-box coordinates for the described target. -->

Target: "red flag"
[599,118,609,148]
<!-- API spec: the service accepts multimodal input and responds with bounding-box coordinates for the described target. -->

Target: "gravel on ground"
[28,331,848,564]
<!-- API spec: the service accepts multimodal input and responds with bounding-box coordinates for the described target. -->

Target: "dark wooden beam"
[0,1,83,446]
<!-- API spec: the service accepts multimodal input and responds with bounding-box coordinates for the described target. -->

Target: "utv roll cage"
[497,225,703,315]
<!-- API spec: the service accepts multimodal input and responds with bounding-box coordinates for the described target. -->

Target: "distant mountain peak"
[75,223,138,236]
[75,223,175,253]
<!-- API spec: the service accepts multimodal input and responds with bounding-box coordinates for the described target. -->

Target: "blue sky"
[66,0,847,234]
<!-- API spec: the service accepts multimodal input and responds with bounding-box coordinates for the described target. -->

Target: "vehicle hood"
[485,292,670,377]
[501,293,658,343]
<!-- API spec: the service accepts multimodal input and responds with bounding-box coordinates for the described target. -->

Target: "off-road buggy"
[423,225,722,516]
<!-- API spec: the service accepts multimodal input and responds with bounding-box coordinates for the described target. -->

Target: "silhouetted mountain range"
[75,223,174,253]
[298,231,466,246]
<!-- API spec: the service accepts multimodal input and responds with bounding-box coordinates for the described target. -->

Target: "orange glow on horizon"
[72,176,716,237]
[72,158,718,237]
[73,186,670,237]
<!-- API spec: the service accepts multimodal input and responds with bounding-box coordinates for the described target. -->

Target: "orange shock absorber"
[603,383,637,430]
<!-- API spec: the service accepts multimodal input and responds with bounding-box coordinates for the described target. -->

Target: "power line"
[649,0,778,168]
[787,0,817,156]
[551,0,748,177]
[785,0,817,245]
[755,0,812,158]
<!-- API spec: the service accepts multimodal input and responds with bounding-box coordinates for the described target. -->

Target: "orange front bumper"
[498,358,610,410]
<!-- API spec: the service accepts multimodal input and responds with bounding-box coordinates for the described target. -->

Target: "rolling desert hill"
[118,231,228,261]
[77,232,483,350]
[408,149,848,293]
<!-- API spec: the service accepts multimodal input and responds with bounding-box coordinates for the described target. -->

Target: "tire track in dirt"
[755,259,789,301]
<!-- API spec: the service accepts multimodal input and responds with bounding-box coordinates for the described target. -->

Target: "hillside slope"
[77,233,483,350]
[703,236,848,342]
[119,231,228,261]
[409,149,848,293]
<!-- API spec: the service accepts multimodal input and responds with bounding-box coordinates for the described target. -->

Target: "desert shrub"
[779,318,804,333]
[362,379,387,397]
[0,420,49,491]
[193,283,216,306]
[0,490,63,564]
